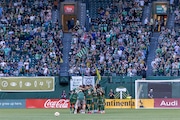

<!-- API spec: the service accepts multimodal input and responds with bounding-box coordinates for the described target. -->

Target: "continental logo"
[105,99,135,108]
[105,100,135,106]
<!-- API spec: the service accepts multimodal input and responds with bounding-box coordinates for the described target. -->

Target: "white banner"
[70,76,83,90]
[83,76,95,87]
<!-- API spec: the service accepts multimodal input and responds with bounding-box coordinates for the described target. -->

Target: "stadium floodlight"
[135,79,180,109]
[116,88,127,99]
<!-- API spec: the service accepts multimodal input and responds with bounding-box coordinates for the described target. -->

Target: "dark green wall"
[0,76,179,99]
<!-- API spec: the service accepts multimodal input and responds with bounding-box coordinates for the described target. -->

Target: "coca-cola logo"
[44,99,69,108]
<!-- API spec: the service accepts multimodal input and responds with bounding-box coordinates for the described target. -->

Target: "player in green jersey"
[74,89,86,114]
[92,87,98,113]
[69,90,77,113]
[98,91,105,113]
[84,85,93,113]
[96,84,105,114]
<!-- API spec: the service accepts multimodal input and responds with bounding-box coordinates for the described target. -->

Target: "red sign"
[64,5,75,14]
[26,99,70,108]
[154,99,180,108]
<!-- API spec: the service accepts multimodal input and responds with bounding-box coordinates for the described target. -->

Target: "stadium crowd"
[0,0,63,76]
[69,0,151,77]
[174,4,180,27]
[0,0,178,77]
[151,27,180,76]
[151,2,180,77]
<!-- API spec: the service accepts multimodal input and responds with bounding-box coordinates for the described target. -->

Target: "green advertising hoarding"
[0,77,54,92]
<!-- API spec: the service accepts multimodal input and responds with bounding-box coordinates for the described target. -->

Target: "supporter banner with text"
[83,76,95,87]
[0,77,54,92]
[70,76,83,90]
[0,99,26,108]
[26,99,70,108]
[154,98,180,108]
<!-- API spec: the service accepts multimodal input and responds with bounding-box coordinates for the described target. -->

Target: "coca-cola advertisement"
[26,99,70,108]
[154,98,180,108]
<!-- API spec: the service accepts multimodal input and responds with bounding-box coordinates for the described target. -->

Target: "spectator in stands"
[144,17,149,26]
[67,18,75,31]
[53,0,58,10]
[154,19,159,32]
[174,7,180,26]
[141,66,148,80]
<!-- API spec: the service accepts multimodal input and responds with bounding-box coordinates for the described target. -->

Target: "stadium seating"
[0,0,62,76]
[87,0,112,19]
[69,0,152,77]
[151,28,180,76]
[151,3,180,76]
[0,0,179,77]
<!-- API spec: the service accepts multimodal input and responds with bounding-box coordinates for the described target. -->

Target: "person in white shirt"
[144,17,148,26]
[24,60,30,73]
[30,14,35,24]
[139,0,144,7]
[0,71,4,77]
[0,60,7,68]
[43,65,49,76]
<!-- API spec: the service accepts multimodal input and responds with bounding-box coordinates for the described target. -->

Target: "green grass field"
[0,109,180,120]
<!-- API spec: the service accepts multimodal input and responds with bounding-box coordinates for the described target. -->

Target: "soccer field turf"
[0,109,180,120]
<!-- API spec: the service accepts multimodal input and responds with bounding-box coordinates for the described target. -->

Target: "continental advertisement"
[0,77,54,92]
[105,99,135,109]
[105,99,154,109]
[136,99,154,109]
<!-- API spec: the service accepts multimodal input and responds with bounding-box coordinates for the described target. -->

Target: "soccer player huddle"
[69,84,105,114]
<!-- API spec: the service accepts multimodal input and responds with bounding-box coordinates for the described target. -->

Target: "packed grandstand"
[0,0,179,78]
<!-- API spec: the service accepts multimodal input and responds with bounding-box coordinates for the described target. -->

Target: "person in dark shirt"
[61,90,67,99]
[67,18,75,31]
[70,18,75,29]
[141,66,148,80]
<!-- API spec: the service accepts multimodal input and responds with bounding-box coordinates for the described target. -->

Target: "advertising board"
[154,98,180,108]
[136,99,154,109]
[156,4,167,14]
[105,99,135,109]
[0,77,54,92]
[0,99,25,108]
[64,5,75,14]
[106,99,154,109]
[26,99,70,108]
